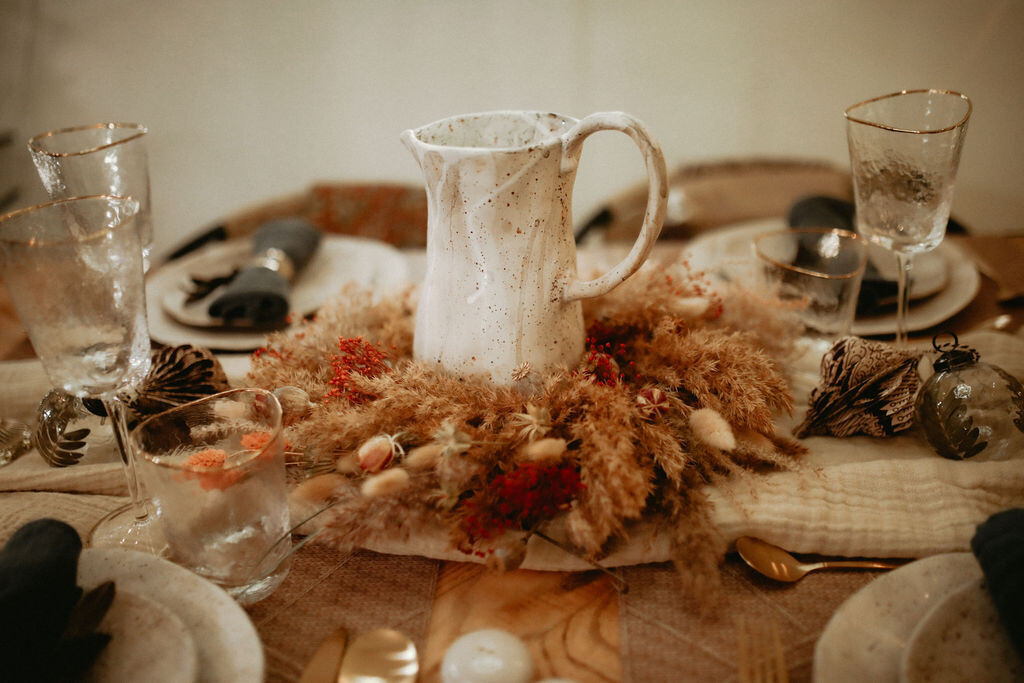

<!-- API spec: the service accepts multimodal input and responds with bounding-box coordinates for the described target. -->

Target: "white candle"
[441,629,534,683]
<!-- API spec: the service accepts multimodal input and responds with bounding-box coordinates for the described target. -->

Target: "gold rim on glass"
[133,388,283,473]
[753,228,868,280]
[0,194,140,247]
[27,122,147,157]
[844,89,972,135]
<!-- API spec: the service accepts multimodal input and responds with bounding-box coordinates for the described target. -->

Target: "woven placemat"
[619,557,880,682]
[246,545,440,682]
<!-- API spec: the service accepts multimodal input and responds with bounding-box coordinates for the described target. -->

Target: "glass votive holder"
[131,388,291,604]
[753,227,868,361]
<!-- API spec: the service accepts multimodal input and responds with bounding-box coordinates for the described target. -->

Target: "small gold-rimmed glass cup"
[845,89,971,345]
[28,122,153,271]
[753,227,868,364]
[131,388,292,604]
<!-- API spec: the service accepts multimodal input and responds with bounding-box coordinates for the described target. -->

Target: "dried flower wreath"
[247,257,806,591]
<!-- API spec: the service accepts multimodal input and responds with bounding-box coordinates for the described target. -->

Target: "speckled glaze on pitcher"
[402,111,667,384]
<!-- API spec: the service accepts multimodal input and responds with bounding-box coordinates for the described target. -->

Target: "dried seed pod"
[130,345,230,417]
[635,387,669,421]
[357,434,402,473]
[273,386,315,425]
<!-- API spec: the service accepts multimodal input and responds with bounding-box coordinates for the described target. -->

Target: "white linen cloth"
[2,334,1022,570]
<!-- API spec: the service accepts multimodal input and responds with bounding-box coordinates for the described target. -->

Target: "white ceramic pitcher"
[402,111,667,384]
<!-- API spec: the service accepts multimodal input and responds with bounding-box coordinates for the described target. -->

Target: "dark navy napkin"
[0,518,112,681]
[207,217,322,326]
[971,508,1024,661]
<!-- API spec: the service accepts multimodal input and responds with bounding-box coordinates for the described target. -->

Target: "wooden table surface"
[2,235,1022,681]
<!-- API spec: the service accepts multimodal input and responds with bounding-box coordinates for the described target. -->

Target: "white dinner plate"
[684,219,980,336]
[900,577,1024,682]
[147,235,409,351]
[813,553,981,682]
[78,548,263,683]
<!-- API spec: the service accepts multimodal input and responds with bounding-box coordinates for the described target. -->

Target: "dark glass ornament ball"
[915,336,1024,461]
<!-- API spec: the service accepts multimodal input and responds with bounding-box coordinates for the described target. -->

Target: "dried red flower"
[181,448,243,490]
[459,461,584,550]
[327,336,390,403]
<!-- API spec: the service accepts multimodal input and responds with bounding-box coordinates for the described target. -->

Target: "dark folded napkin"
[0,518,113,681]
[971,508,1024,661]
[788,196,966,317]
[207,217,322,326]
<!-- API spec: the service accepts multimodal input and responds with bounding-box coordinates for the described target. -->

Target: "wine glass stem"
[895,251,914,345]
[102,396,148,523]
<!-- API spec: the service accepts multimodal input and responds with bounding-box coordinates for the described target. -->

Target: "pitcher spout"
[400,128,422,165]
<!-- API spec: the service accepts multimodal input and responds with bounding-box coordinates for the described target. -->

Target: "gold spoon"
[338,628,418,683]
[735,536,904,582]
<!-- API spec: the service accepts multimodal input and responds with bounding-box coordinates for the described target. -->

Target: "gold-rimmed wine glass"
[0,194,164,553]
[845,89,971,344]
[28,122,153,271]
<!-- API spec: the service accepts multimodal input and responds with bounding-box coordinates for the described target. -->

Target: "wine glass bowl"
[28,122,153,270]
[845,89,971,343]
[0,194,162,552]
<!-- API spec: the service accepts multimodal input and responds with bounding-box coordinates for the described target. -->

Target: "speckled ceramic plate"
[78,548,263,683]
[900,577,1024,682]
[813,553,982,682]
[84,590,198,683]
[148,235,408,350]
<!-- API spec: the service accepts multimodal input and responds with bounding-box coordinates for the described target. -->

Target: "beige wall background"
[2,0,1022,258]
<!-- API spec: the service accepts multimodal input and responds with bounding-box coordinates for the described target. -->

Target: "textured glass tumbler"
[132,388,292,605]
[754,227,868,362]
[845,89,971,344]
[28,122,153,270]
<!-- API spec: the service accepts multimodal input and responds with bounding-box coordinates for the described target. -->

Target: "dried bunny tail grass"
[303,468,450,550]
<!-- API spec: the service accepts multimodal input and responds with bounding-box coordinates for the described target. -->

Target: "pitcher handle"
[560,112,667,302]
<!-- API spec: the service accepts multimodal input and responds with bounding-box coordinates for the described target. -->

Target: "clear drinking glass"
[845,89,971,344]
[0,195,162,551]
[753,227,868,374]
[28,123,153,271]
[131,388,292,605]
